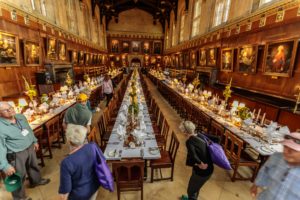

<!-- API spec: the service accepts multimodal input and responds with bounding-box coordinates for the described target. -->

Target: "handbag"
[91,143,114,192]
[202,135,232,170]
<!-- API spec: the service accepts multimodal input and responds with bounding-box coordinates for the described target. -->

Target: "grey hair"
[179,121,196,135]
[66,124,87,146]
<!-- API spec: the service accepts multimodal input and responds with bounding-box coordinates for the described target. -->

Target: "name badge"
[21,129,29,136]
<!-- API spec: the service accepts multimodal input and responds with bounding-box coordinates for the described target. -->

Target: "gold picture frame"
[72,50,78,64]
[199,49,206,66]
[47,37,57,60]
[24,40,40,66]
[207,48,217,67]
[237,45,258,74]
[263,39,298,77]
[221,48,234,72]
[58,40,67,61]
[0,31,20,66]
[78,51,84,65]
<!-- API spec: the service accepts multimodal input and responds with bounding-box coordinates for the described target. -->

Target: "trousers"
[187,170,211,200]
[9,144,41,200]
[105,93,113,106]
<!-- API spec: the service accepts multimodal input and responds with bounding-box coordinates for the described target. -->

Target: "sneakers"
[181,194,189,200]
[29,178,50,188]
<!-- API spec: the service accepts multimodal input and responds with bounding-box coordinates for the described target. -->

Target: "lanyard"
[15,119,23,131]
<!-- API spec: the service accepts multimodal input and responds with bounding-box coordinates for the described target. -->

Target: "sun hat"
[282,132,300,151]
[4,172,22,192]
[76,93,88,101]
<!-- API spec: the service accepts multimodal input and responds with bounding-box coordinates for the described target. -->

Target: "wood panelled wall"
[0,6,108,100]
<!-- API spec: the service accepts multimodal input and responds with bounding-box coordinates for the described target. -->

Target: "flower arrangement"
[223,78,232,104]
[22,76,37,101]
[83,74,91,84]
[192,74,200,89]
[65,72,73,87]
[237,106,251,120]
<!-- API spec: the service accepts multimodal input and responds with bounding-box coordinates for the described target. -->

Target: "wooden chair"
[33,127,45,167]
[150,132,180,182]
[59,110,66,144]
[97,115,111,148]
[224,130,260,182]
[88,126,99,146]
[44,116,61,158]
[112,159,144,200]
[156,119,170,150]
[210,120,225,146]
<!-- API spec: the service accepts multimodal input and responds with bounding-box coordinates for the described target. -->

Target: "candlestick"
[261,113,266,126]
[252,109,256,119]
[256,109,261,123]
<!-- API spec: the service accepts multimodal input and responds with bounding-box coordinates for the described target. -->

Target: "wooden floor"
[0,75,254,200]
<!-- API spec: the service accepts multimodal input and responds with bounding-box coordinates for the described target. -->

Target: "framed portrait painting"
[78,51,84,65]
[263,39,298,77]
[132,41,140,53]
[58,41,67,61]
[179,54,184,67]
[122,41,130,53]
[0,32,19,66]
[111,40,119,53]
[71,50,78,64]
[207,48,217,67]
[47,37,57,60]
[24,40,40,66]
[221,48,234,72]
[199,49,206,66]
[237,45,257,74]
[190,51,196,69]
[143,41,150,54]
[153,42,162,54]
[85,53,90,65]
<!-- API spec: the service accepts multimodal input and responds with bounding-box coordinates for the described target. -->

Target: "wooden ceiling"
[91,0,181,32]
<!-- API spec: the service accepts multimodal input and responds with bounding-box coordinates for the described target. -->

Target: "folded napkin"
[278,126,290,135]
[119,112,127,123]
[140,121,146,131]
[117,125,125,136]
[243,118,253,126]
[39,102,49,112]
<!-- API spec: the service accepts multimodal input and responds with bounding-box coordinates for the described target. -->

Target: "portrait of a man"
[238,45,257,74]
[263,40,297,77]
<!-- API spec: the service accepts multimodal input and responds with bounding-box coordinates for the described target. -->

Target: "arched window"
[191,0,202,37]
[179,10,186,42]
[165,28,169,49]
[212,0,231,27]
[41,0,46,16]
[260,0,282,7]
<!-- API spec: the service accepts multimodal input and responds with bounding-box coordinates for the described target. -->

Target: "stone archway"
[128,54,144,67]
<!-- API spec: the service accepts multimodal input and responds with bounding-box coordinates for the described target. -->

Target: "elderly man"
[63,93,92,133]
[251,132,300,200]
[0,101,50,200]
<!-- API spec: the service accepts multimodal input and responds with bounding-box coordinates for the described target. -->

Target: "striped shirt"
[255,153,300,200]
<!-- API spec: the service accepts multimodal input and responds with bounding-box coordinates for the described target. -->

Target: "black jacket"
[186,133,217,176]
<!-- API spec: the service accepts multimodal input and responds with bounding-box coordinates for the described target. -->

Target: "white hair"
[66,124,87,146]
[179,121,196,135]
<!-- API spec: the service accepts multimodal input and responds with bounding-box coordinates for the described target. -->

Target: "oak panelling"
[278,110,300,132]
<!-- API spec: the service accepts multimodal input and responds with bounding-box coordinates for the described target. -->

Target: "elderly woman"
[180,121,218,200]
[59,124,100,200]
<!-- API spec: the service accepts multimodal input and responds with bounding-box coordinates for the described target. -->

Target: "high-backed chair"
[33,127,45,167]
[43,115,61,158]
[224,130,260,182]
[88,126,99,146]
[210,120,225,146]
[112,159,144,200]
[97,115,111,148]
[150,132,180,182]
[156,119,170,150]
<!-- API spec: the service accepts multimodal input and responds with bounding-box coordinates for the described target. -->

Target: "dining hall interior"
[0,0,300,200]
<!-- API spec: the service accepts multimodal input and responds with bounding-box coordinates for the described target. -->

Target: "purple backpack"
[91,143,114,192]
[202,136,232,170]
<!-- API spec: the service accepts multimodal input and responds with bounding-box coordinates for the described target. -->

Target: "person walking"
[102,74,114,107]
[0,101,50,200]
[179,121,217,200]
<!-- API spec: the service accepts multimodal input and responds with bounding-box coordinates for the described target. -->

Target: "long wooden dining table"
[104,74,161,161]
[148,73,283,157]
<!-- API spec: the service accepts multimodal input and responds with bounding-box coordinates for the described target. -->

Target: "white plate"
[107,150,116,157]
[149,147,160,155]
